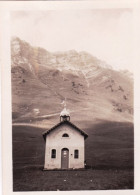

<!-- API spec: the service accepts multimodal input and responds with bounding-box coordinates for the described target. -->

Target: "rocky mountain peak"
[11,37,133,124]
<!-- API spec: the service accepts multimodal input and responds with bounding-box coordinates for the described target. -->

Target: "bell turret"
[60,99,70,121]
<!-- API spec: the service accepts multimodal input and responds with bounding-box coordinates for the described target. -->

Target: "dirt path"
[12,123,47,129]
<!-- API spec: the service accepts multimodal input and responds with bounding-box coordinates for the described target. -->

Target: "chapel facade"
[43,107,88,170]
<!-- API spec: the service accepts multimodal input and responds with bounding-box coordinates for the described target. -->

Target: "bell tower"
[60,99,70,122]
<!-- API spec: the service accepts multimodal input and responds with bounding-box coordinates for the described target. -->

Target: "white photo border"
[0,0,140,195]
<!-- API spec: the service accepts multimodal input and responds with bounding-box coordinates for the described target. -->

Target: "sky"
[11,9,133,72]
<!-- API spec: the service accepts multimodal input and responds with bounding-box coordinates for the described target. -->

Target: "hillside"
[13,121,134,170]
[13,122,134,191]
[11,37,133,129]
[11,37,134,191]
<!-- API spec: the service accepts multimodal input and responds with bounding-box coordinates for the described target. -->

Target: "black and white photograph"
[1,1,140,194]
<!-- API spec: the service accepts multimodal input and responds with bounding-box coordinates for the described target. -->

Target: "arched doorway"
[61,148,69,169]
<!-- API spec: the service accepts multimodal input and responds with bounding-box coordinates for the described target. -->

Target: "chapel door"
[61,148,69,169]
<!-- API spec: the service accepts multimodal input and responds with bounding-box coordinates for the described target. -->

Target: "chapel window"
[74,149,79,158]
[62,133,69,137]
[51,149,56,158]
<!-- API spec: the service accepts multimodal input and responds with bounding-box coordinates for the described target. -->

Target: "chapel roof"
[42,120,88,141]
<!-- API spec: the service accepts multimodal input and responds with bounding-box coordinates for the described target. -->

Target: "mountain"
[11,37,133,129]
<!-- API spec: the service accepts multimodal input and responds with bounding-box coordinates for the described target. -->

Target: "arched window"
[62,133,69,137]
[74,150,79,159]
[51,149,56,158]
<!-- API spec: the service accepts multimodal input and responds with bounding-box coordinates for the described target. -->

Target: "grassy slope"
[11,38,134,191]
[12,120,134,191]
[85,121,134,169]
[12,53,133,124]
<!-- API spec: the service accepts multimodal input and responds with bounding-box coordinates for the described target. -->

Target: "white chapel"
[43,106,88,170]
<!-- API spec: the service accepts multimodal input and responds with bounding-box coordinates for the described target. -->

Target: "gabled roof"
[42,120,88,141]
